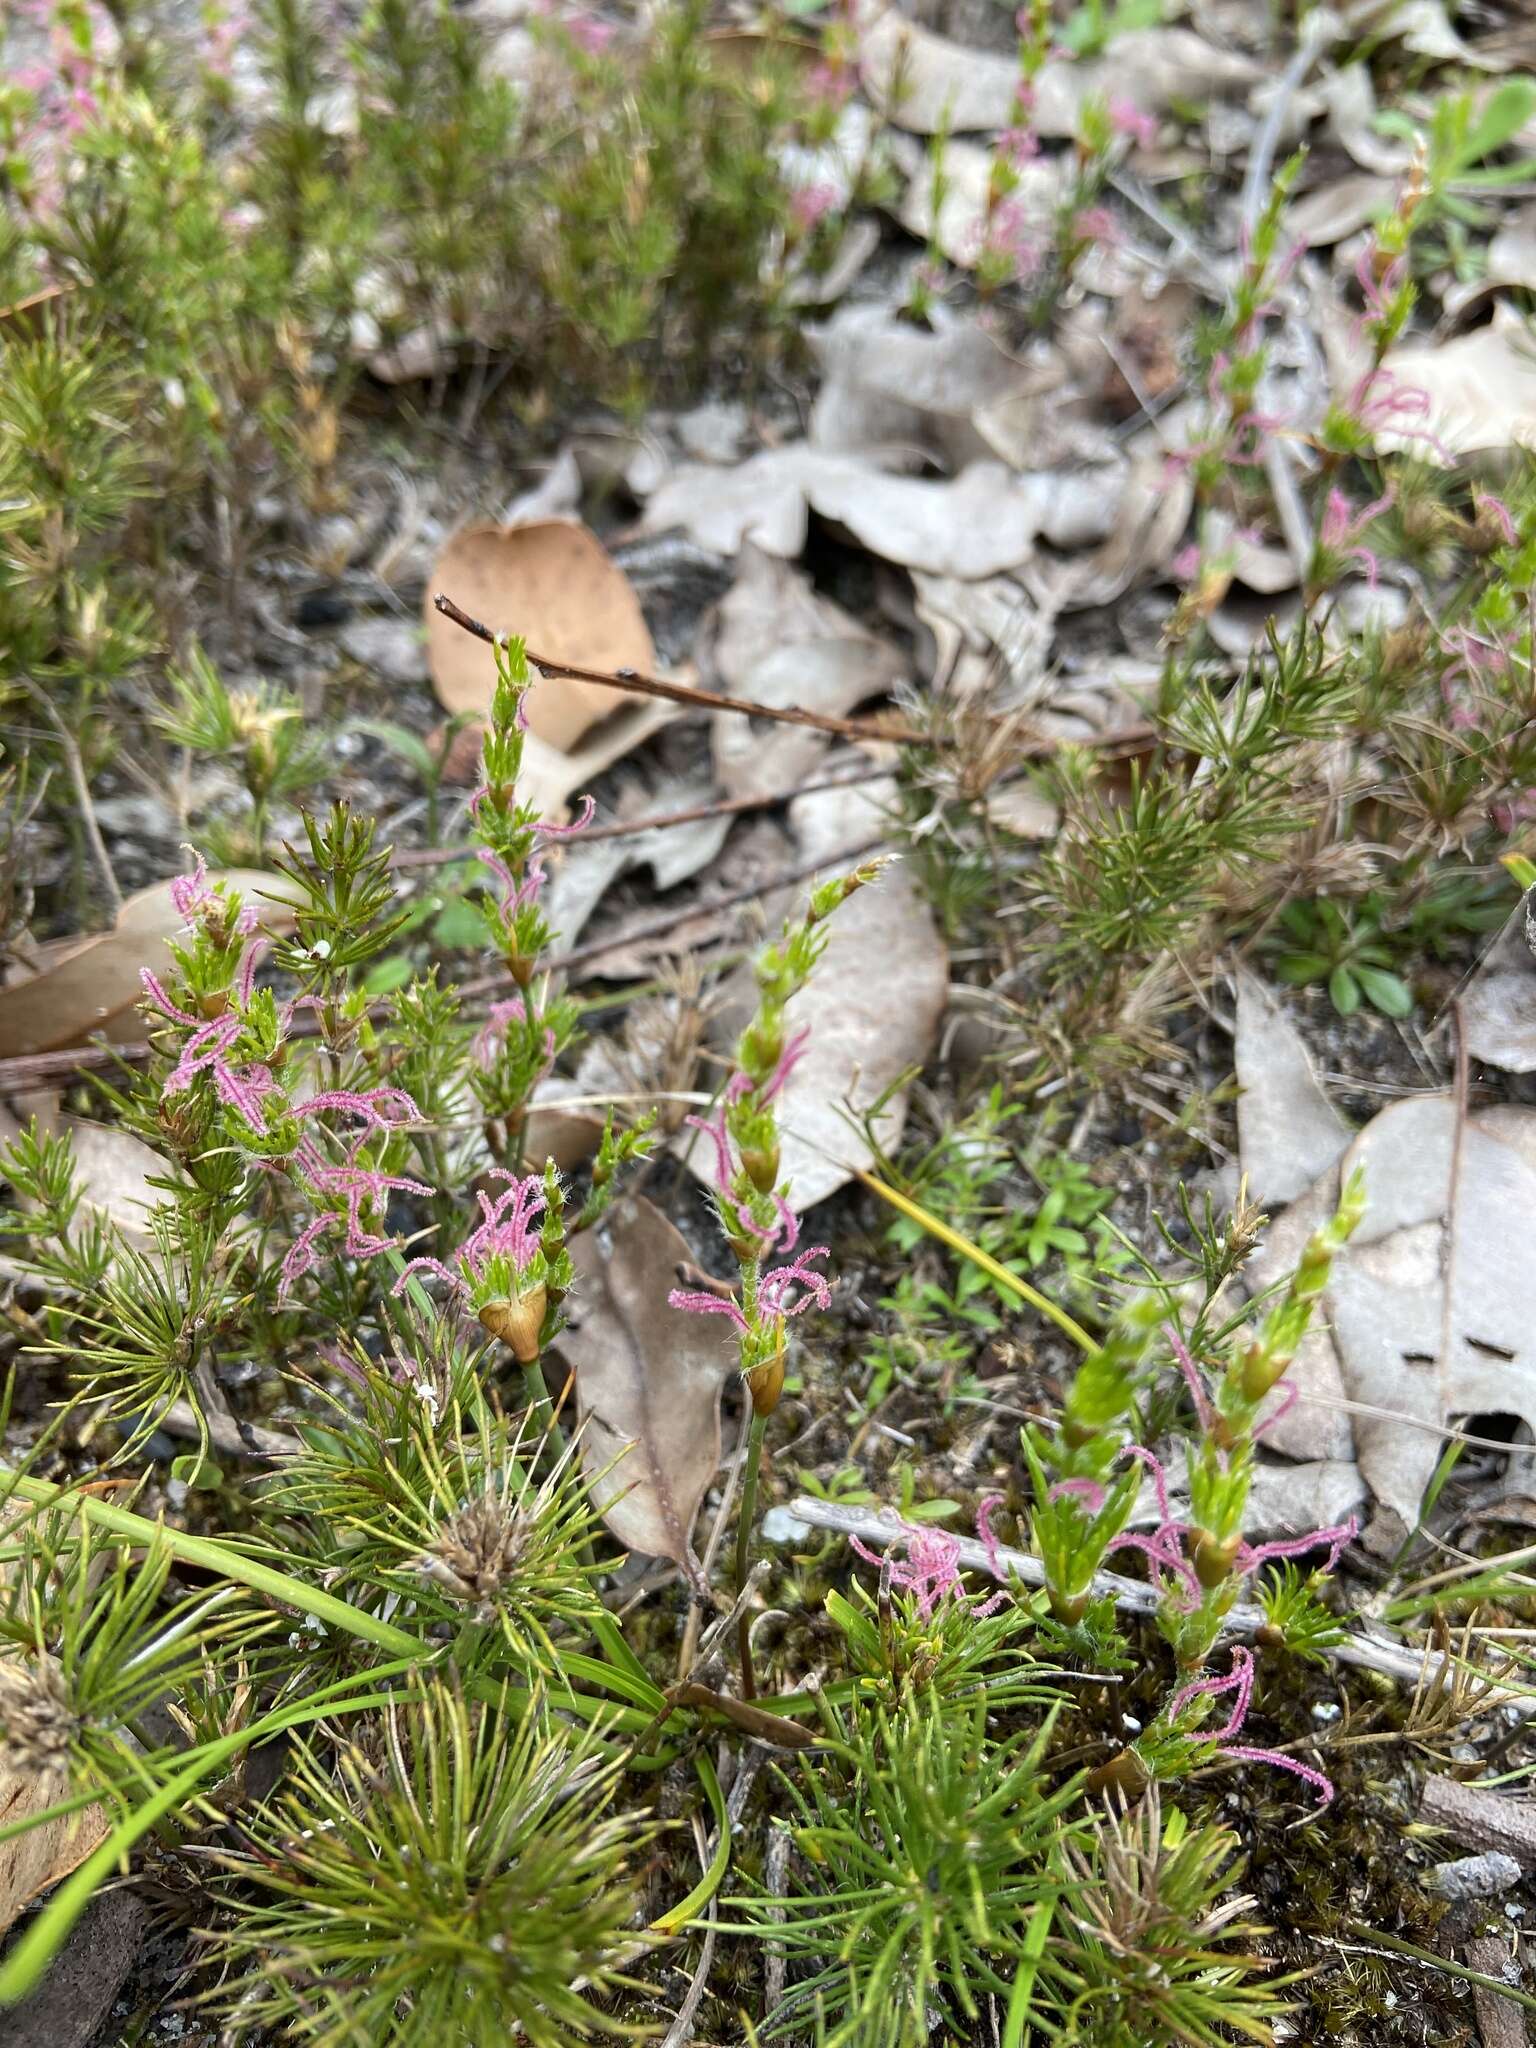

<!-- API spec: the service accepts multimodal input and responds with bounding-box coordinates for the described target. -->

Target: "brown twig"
[434,592,927,746]
[389,764,893,872]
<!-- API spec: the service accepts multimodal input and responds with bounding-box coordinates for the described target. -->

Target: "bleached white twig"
[779,1495,1536,1709]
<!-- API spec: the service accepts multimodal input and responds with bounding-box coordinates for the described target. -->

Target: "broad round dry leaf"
[425,520,655,751]
[0,869,299,1062]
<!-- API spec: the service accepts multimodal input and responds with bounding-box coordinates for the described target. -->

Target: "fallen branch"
[434,593,926,747]
[780,1494,1536,1707]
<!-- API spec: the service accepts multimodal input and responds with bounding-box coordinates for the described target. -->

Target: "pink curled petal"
[213,1061,275,1133]
[684,1110,734,1192]
[666,1288,750,1334]
[1252,1377,1299,1441]
[1119,1442,1173,1525]
[235,938,265,1008]
[1221,1744,1333,1805]
[280,1214,335,1297]
[169,848,212,921]
[1240,1516,1357,1577]
[536,794,595,840]
[772,1196,800,1255]
[392,1256,464,1297]
[976,1493,1006,1577]
[760,1026,812,1106]
[1474,489,1518,546]
[140,969,199,1027]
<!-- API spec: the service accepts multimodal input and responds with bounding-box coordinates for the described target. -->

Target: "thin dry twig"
[434,592,926,746]
[24,682,123,920]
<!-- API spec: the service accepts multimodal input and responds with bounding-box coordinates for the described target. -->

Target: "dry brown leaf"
[425,520,655,749]
[560,1196,733,1576]
[1316,63,1415,176]
[1380,301,1536,457]
[812,461,1116,578]
[1343,0,1501,67]
[637,446,872,558]
[63,1121,166,1249]
[0,1664,109,1933]
[0,869,300,1062]
[1233,969,1352,1205]
[1461,886,1536,1072]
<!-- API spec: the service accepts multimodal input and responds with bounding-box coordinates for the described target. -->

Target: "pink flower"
[806,60,854,108]
[668,1246,831,1331]
[1167,1646,1334,1804]
[998,126,1039,167]
[473,996,556,1076]
[566,13,613,55]
[1318,486,1394,587]
[850,1512,1009,1621]
[791,182,841,232]
[1071,205,1119,249]
[393,1169,546,1300]
[1109,96,1157,148]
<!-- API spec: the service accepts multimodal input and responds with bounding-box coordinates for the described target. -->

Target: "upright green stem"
[736,1409,768,1700]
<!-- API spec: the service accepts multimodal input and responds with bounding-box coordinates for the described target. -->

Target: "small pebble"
[1424,1851,1523,1902]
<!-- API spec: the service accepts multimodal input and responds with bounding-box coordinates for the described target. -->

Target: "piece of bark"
[1466,1933,1528,2048]
[0,1886,150,2048]
[1421,1776,1536,1866]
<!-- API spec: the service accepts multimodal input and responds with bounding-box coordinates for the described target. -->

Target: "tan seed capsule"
[479,1284,547,1364]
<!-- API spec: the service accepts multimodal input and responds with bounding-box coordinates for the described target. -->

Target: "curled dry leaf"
[854,1,1259,135]
[1022,442,1193,611]
[1288,172,1392,248]
[1460,886,1536,1072]
[0,869,300,1062]
[1233,968,1352,1205]
[425,519,656,749]
[809,304,1061,473]
[1380,301,1536,458]
[561,1195,735,1577]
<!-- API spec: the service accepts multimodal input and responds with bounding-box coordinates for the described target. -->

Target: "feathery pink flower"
[392,1169,546,1300]
[1167,1645,1334,1803]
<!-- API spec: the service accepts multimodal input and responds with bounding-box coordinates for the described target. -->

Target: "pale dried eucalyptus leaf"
[562,1197,734,1577]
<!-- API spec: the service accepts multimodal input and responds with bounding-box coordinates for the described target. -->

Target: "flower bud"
[478,1284,547,1364]
[746,1351,784,1417]
[741,1141,779,1194]
[1192,1527,1241,1590]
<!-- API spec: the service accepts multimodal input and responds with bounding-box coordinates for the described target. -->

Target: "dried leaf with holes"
[0,870,300,1062]
[425,520,656,749]
[558,1197,734,1578]
[1251,1096,1536,1529]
